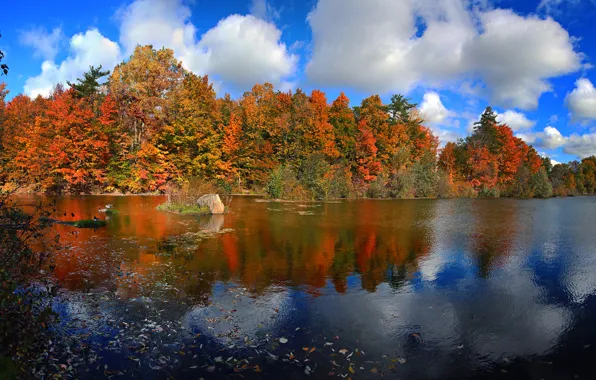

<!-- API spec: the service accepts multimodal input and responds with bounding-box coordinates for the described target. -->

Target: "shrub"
[298,153,332,200]
[266,166,308,200]
[436,170,455,198]
[386,170,414,198]
[412,160,438,198]
[0,191,59,376]
[478,186,500,198]
[366,174,388,198]
[328,166,353,199]
[531,167,553,198]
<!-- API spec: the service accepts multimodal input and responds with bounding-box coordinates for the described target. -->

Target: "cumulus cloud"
[516,132,538,145]
[24,0,297,96]
[19,26,64,61]
[419,92,454,124]
[540,126,567,149]
[306,0,583,109]
[198,15,297,89]
[517,126,596,159]
[517,126,566,149]
[116,0,296,90]
[565,78,596,122]
[496,110,536,131]
[564,133,596,158]
[23,29,121,98]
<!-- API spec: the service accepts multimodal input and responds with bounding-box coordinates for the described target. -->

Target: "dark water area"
[17,195,596,379]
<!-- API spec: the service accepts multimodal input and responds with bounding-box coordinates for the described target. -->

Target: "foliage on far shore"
[0,45,593,199]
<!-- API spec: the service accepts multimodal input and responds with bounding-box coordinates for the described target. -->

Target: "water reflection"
[17,195,596,378]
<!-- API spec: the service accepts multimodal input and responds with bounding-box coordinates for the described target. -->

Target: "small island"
[157,193,226,215]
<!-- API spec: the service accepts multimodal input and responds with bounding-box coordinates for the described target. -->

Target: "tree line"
[0,45,595,199]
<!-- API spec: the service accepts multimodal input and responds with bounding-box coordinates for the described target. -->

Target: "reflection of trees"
[51,196,439,298]
[469,200,519,277]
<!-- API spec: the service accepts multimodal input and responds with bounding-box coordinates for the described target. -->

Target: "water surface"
[30,196,596,379]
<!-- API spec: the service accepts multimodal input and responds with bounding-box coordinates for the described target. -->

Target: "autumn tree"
[329,92,357,165]
[109,45,185,192]
[354,120,381,184]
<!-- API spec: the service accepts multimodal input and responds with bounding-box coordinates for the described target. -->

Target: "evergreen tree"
[67,65,110,98]
[471,106,500,153]
[387,94,416,124]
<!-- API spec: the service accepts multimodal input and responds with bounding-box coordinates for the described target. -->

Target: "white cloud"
[516,132,538,144]
[249,0,280,21]
[197,15,297,89]
[24,0,297,96]
[306,0,583,109]
[537,0,594,15]
[564,133,596,158]
[541,126,567,149]
[517,127,596,159]
[496,110,536,131]
[23,29,121,98]
[517,126,566,149]
[19,26,63,61]
[565,78,596,122]
[419,92,454,124]
[116,0,296,90]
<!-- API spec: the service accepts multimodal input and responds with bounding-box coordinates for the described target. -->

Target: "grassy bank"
[42,218,108,228]
[156,202,211,215]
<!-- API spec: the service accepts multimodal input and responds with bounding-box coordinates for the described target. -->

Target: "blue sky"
[2,0,596,163]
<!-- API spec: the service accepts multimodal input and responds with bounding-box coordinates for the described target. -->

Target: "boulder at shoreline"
[197,194,225,214]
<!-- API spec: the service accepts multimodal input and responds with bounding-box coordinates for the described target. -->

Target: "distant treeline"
[0,45,594,199]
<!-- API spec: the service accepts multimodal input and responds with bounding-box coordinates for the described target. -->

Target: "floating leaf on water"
[214,356,223,363]
[279,337,288,344]
[397,358,407,364]
[339,349,348,355]
[324,342,333,346]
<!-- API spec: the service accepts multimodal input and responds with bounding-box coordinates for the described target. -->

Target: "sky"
[1,0,596,164]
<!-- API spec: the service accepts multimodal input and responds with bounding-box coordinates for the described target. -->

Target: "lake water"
[27,195,596,379]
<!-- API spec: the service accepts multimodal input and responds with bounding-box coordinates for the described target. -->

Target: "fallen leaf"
[279,337,288,344]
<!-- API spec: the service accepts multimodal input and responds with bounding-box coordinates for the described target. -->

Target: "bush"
[366,174,388,198]
[531,167,553,198]
[386,170,414,198]
[436,170,455,198]
[266,166,308,200]
[478,186,500,198]
[0,192,59,376]
[165,177,217,206]
[412,160,438,198]
[298,153,332,200]
[328,166,353,199]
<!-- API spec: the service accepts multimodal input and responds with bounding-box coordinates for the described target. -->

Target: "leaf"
[279,337,288,344]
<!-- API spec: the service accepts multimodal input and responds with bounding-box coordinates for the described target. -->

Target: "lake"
[25,195,596,379]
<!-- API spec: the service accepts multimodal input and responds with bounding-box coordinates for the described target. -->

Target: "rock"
[199,214,225,232]
[197,194,225,214]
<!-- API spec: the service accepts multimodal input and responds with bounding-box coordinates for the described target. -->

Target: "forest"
[0,45,595,200]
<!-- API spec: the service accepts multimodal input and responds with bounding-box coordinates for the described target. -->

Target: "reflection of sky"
[36,197,596,378]
[303,198,596,377]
